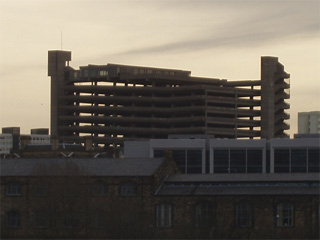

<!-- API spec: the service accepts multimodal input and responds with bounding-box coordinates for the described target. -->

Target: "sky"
[0,0,319,137]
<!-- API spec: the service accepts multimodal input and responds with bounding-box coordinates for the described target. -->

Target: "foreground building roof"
[0,158,164,176]
[156,173,320,196]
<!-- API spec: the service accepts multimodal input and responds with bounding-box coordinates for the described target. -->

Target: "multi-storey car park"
[48,50,290,148]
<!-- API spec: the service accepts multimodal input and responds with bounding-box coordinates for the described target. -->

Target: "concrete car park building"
[48,51,290,148]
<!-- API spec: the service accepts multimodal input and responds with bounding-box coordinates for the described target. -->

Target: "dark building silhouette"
[1,157,319,239]
[48,51,290,148]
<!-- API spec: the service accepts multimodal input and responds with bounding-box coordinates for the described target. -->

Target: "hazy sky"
[0,0,319,137]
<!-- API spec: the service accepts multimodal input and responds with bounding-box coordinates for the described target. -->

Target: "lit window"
[276,202,293,227]
[92,182,108,196]
[6,210,21,228]
[156,203,172,228]
[235,201,252,227]
[195,201,213,228]
[6,182,21,196]
[99,70,107,76]
[73,72,78,79]
[120,182,137,196]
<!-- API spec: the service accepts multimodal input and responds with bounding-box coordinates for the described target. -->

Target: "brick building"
[1,157,319,239]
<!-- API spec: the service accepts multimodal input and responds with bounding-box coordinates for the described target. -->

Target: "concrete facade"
[124,136,320,174]
[48,51,290,148]
[0,128,51,157]
[298,111,320,134]
[0,134,13,155]
[261,57,290,139]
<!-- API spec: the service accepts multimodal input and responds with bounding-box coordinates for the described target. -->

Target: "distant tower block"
[48,50,71,138]
[298,111,320,134]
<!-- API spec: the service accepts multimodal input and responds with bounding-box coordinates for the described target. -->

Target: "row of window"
[213,149,263,173]
[274,148,319,173]
[6,210,106,229]
[154,149,203,174]
[5,182,137,197]
[5,202,295,229]
[152,148,320,174]
[78,67,179,79]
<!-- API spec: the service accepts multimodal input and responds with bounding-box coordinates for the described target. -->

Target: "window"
[235,201,252,227]
[91,211,106,229]
[230,150,246,173]
[291,149,307,173]
[34,184,48,196]
[35,211,49,228]
[195,201,213,228]
[91,182,108,196]
[308,149,320,173]
[89,69,98,77]
[63,212,78,228]
[214,149,229,173]
[99,70,107,76]
[6,210,21,228]
[247,149,263,173]
[276,202,293,227]
[6,182,21,196]
[154,149,202,174]
[120,182,137,196]
[274,149,290,173]
[154,149,165,158]
[172,150,186,173]
[187,150,202,174]
[82,69,88,77]
[156,203,172,228]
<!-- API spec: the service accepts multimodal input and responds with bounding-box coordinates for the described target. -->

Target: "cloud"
[111,0,319,56]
